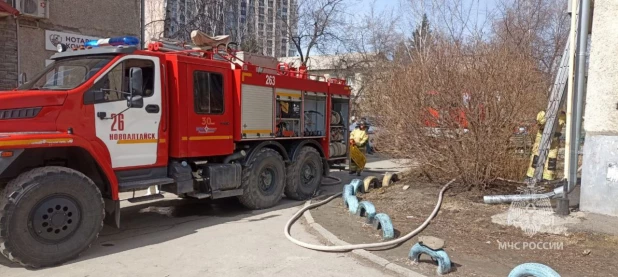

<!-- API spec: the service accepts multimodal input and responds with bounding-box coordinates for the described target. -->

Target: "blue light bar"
[84,36,140,48]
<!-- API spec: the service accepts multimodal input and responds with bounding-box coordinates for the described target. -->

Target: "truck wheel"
[238,148,286,209]
[285,146,323,200]
[0,167,104,268]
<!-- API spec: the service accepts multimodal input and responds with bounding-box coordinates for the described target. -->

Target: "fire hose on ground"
[288,177,562,276]
[284,179,455,252]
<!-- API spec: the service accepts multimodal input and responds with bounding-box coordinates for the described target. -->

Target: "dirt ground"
[311,176,618,277]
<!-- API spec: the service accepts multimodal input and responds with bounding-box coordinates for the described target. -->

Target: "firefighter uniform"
[526,110,566,181]
[349,124,369,174]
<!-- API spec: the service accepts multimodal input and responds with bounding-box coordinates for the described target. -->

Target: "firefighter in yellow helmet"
[526,110,566,181]
[349,120,369,175]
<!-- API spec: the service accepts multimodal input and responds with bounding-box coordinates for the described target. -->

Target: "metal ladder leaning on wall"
[531,38,571,183]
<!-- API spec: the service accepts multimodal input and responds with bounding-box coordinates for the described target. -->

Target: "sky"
[349,0,498,15]
[297,0,501,56]
[347,0,499,31]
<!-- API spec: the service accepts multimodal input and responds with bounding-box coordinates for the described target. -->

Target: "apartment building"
[144,0,297,57]
[237,0,297,57]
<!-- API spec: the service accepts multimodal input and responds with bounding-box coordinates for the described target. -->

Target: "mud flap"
[103,198,121,228]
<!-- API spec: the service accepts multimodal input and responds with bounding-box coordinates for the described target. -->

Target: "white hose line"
[321,176,343,186]
[284,179,456,252]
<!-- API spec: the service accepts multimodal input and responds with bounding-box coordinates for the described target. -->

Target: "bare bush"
[364,35,546,187]
[354,0,568,188]
[493,0,570,80]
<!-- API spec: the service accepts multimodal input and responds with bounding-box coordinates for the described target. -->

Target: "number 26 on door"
[111,114,125,131]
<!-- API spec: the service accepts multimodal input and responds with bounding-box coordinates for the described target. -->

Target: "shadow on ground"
[0,195,306,270]
[0,154,397,270]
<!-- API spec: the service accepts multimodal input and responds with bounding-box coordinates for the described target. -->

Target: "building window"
[194,71,224,114]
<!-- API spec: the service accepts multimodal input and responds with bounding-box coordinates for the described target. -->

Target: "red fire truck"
[422,90,484,129]
[0,36,352,267]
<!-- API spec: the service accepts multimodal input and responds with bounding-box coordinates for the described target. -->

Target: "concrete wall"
[0,17,17,90]
[580,0,618,216]
[17,0,141,79]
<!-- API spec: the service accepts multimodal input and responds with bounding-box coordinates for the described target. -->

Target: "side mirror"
[127,95,144,108]
[129,67,143,96]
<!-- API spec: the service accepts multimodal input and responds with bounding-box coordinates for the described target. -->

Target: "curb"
[302,201,427,277]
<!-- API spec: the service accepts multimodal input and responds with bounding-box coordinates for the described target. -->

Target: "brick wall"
[0,17,17,90]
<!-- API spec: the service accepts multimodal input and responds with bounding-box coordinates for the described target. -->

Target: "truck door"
[90,55,164,168]
[185,63,234,156]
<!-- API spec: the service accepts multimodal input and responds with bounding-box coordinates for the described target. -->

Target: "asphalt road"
[0,157,407,277]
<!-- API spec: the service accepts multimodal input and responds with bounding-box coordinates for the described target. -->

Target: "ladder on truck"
[530,38,571,183]
[148,38,235,60]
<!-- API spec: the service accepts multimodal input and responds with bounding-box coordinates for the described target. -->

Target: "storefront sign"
[45,30,100,51]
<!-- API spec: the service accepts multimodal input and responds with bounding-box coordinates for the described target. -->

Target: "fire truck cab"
[0,36,352,268]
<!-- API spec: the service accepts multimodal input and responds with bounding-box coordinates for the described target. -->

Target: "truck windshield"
[16,56,114,91]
